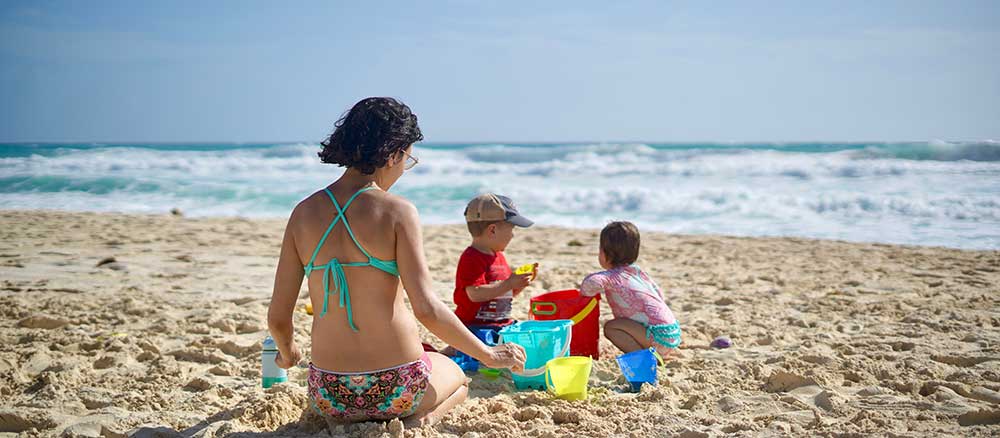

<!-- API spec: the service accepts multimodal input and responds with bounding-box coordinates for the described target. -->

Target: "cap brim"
[506,214,534,227]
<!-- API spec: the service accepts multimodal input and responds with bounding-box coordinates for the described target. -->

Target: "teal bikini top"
[303,186,399,332]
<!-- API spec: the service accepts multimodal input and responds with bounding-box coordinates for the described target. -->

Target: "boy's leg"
[403,352,469,428]
[603,318,652,354]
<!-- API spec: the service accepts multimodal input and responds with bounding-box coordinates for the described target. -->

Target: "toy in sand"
[710,336,732,349]
[616,348,659,392]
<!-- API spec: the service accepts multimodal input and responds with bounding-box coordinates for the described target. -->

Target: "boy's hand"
[512,264,539,297]
[505,272,532,294]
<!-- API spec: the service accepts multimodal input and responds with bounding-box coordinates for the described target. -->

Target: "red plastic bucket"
[529,289,600,359]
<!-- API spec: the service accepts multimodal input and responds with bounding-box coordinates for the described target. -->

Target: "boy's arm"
[395,202,525,370]
[465,272,531,303]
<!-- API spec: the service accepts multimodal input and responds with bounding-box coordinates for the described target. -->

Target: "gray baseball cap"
[464,193,534,227]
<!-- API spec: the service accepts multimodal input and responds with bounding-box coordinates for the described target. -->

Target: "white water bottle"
[261,336,287,388]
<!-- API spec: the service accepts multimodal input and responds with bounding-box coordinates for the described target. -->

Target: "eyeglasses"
[402,150,419,170]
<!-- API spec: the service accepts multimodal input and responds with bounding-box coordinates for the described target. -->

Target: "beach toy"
[530,289,600,359]
[261,336,288,388]
[545,356,593,400]
[514,263,538,281]
[304,302,313,315]
[514,263,536,275]
[474,328,498,345]
[478,368,502,379]
[452,327,501,373]
[452,353,480,372]
[499,320,573,390]
[711,336,732,349]
[616,348,658,392]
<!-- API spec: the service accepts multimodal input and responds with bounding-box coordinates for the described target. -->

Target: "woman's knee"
[427,352,466,384]
[425,353,469,403]
[405,354,468,425]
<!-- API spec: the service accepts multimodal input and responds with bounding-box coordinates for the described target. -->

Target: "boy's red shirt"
[453,246,513,325]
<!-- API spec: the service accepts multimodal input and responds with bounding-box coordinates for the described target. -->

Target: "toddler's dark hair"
[600,221,640,267]
[318,97,423,174]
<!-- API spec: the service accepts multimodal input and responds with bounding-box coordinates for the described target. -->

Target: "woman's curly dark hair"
[318,97,423,174]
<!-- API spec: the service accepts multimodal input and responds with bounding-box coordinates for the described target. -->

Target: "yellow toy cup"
[514,263,538,281]
[545,356,592,400]
[514,263,535,275]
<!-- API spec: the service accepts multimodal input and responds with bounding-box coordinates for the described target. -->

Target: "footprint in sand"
[0,409,59,433]
[957,409,1000,426]
[930,355,998,367]
[837,320,865,334]
[17,315,70,330]
[763,371,817,393]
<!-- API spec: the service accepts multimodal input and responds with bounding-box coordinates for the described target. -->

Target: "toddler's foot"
[654,345,682,363]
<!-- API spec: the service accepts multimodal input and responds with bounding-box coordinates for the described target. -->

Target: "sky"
[1,1,998,143]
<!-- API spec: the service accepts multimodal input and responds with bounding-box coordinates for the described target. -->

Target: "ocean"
[1,141,998,250]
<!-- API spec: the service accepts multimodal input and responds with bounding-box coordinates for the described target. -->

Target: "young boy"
[454,194,536,334]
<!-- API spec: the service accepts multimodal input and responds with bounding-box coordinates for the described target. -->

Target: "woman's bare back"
[290,183,423,371]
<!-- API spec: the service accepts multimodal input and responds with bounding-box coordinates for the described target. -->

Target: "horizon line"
[2,139,996,145]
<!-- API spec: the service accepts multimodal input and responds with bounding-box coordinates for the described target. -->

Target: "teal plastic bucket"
[499,320,573,390]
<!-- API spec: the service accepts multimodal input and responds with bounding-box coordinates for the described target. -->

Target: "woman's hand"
[274,342,302,369]
[480,343,527,372]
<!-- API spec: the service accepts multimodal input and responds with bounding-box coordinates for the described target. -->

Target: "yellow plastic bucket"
[544,356,592,400]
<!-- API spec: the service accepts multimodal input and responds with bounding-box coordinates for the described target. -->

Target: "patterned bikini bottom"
[307,353,432,422]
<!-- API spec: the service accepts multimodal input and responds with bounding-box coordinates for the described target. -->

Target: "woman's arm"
[266,213,305,368]
[394,201,525,370]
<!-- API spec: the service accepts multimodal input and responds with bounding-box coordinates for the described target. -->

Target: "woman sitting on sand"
[267,97,526,427]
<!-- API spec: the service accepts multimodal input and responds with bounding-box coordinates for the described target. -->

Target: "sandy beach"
[1,210,998,437]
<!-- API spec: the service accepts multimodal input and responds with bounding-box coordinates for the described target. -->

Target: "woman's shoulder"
[287,190,327,224]
[370,191,418,223]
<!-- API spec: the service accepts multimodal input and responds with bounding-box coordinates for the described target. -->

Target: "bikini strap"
[304,186,376,268]
[306,185,378,332]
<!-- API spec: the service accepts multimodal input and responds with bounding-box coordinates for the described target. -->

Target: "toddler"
[580,221,681,357]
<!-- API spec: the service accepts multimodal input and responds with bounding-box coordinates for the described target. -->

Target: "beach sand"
[1,210,998,437]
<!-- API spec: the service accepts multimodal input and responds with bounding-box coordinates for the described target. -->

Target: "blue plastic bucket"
[616,348,658,392]
[452,327,501,372]
[499,320,573,390]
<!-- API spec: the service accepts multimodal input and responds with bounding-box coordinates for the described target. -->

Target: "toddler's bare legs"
[604,318,681,360]
[603,318,650,353]
[653,344,682,360]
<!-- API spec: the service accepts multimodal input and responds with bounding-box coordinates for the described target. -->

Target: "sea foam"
[1,142,997,249]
